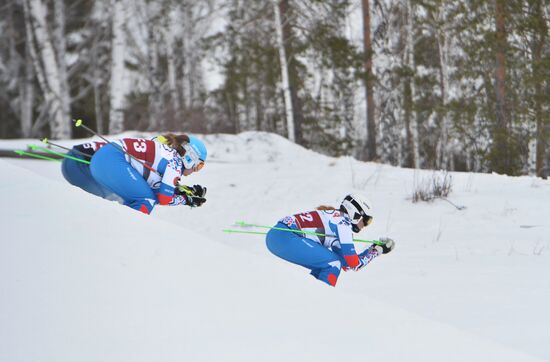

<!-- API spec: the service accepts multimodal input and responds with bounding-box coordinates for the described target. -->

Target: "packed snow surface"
[1,132,549,362]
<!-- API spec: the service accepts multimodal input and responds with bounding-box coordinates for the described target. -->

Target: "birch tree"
[404,0,420,169]
[91,28,105,135]
[21,36,35,137]
[52,0,71,135]
[145,5,163,131]
[0,1,34,137]
[25,0,71,139]
[109,0,126,134]
[279,0,304,145]
[165,7,181,126]
[273,0,295,143]
[434,2,452,170]
[370,0,406,165]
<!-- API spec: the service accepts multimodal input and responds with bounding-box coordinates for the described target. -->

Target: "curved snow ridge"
[0,160,544,362]
[0,131,325,164]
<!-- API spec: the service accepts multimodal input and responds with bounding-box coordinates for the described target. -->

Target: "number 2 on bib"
[295,211,323,229]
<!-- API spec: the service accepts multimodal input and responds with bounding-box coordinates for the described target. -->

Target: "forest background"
[1,0,549,177]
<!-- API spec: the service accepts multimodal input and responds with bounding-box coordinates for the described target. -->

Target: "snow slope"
[1,132,549,361]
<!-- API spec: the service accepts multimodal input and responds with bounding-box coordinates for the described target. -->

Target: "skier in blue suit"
[265,194,395,287]
[88,133,208,214]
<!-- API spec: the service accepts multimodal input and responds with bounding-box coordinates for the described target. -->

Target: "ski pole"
[28,144,90,165]
[233,221,382,244]
[41,138,92,159]
[14,150,62,162]
[33,145,90,165]
[23,149,90,165]
[72,119,161,175]
[224,228,378,244]
[223,229,270,236]
[72,119,113,145]
[235,221,336,238]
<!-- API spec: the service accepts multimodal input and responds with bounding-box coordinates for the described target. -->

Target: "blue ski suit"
[266,209,380,287]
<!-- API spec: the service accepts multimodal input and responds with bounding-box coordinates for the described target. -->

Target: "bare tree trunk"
[533,0,547,177]
[494,5,506,96]
[21,37,35,137]
[492,0,510,173]
[405,0,420,169]
[280,0,303,145]
[147,17,163,131]
[362,0,376,160]
[109,0,126,134]
[23,0,46,97]
[273,0,295,143]
[165,10,181,128]
[254,81,264,131]
[53,0,71,134]
[26,0,70,139]
[92,33,104,135]
[436,6,451,170]
[23,0,58,138]
[181,4,194,111]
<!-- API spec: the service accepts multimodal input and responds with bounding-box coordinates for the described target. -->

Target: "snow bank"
[0,160,545,362]
[2,131,550,361]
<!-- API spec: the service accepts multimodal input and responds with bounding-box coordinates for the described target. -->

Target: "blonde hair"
[316,205,336,211]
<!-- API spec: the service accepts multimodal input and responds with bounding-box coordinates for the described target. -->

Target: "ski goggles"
[364,215,373,226]
[351,212,373,227]
[182,144,205,172]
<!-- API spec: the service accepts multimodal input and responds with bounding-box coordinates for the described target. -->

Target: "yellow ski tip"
[41,138,48,144]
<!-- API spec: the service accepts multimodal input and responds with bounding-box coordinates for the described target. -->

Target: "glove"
[176,184,207,198]
[372,237,395,255]
[182,193,206,207]
[190,184,207,198]
[175,184,207,207]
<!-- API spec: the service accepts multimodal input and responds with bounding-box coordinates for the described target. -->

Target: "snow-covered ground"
[1,132,549,362]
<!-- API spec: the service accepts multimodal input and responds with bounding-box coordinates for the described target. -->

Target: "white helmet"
[340,194,374,232]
